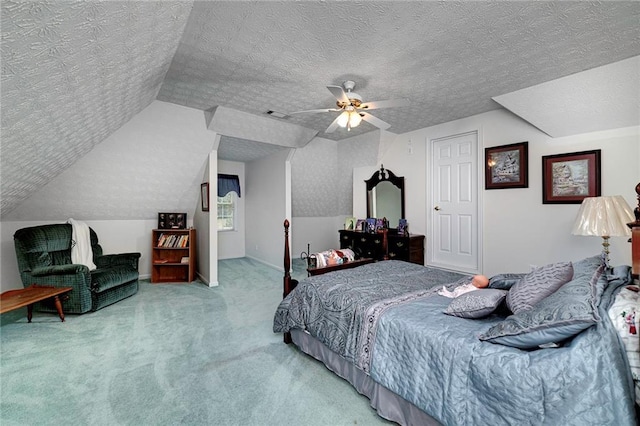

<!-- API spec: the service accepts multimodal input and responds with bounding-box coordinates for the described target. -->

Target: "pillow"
[479,264,604,349]
[506,261,573,314]
[445,289,508,319]
[572,254,606,299]
[489,273,526,290]
[571,254,605,279]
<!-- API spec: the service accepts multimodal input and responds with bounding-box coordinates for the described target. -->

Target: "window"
[217,192,235,231]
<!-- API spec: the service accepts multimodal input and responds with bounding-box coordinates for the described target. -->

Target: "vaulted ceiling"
[2,1,639,218]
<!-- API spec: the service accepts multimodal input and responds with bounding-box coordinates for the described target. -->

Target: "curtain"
[218,174,241,198]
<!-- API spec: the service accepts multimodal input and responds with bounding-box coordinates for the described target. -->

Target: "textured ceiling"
[159,1,640,140]
[2,1,640,218]
[1,1,194,217]
[218,135,289,163]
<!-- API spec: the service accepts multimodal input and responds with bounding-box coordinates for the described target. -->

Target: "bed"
[274,185,640,425]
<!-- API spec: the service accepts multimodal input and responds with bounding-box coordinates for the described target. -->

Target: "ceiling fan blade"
[360,112,391,130]
[327,85,349,104]
[289,108,341,115]
[325,113,343,133]
[360,98,410,110]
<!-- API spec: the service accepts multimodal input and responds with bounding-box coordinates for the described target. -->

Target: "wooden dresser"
[339,229,425,265]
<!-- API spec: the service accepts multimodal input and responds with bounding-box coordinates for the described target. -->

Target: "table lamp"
[572,195,634,267]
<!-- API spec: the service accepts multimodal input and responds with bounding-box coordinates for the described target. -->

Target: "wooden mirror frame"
[365,165,405,220]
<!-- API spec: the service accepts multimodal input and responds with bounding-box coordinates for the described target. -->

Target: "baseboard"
[197,272,218,287]
[245,255,284,273]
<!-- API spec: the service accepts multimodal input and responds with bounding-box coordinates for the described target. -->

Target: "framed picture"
[158,212,187,229]
[485,142,528,189]
[344,217,356,230]
[398,219,408,236]
[201,182,209,212]
[355,219,365,232]
[542,149,601,204]
[366,218,376,233]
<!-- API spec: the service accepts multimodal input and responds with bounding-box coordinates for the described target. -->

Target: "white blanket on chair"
[67,218,97,270]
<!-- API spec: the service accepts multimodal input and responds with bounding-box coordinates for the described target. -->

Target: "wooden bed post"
[283,219,298,344]
[628,182,640,278]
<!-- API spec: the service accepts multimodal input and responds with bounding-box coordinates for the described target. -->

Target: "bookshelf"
[151,228,196,283]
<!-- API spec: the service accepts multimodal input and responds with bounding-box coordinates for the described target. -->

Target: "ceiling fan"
[290,81,409,133]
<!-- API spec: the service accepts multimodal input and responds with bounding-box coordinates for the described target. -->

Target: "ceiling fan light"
[349,112,362,128]
[337,111,350,128]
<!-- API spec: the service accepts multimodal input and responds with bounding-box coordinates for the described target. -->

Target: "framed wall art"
[485,142,528,189]
[201,182,209,212]
[542,149,601,204]
[344,217,356,230]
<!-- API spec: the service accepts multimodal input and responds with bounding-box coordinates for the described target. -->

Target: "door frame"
[426,129,483,274]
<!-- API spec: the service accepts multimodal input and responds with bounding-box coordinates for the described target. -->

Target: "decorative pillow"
[571,254,605,279]
[572,254,606,299]
[479,264,604,349]
[489,273,526,290]
[506,261,574,314]
[445,289,508,319]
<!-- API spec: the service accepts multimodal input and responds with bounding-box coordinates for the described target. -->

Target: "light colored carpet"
[1,258,392,425]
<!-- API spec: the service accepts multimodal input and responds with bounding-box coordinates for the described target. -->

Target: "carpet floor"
[1,258,392,425]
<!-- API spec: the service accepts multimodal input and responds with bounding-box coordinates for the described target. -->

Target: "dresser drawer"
[339,230,426,264]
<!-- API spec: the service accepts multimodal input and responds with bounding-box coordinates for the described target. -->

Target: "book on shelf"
[156,233,189,248]
[154,259,169,264]
[181,257,189,264]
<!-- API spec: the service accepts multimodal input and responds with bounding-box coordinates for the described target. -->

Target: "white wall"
[289,131,381,256]
[1,219,176,291]
[290,216,346,257]
[193,155,211,284]
[376,109,639,276]
[218,160,246,260]
[245,149,292,271]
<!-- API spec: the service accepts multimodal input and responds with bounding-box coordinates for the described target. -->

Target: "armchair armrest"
[95,252,141,269]
[31,264,89,276]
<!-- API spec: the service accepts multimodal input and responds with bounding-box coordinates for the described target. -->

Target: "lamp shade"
[571,195,634,237]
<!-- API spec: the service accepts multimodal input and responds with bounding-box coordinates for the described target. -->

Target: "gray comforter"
[273,260,637,425]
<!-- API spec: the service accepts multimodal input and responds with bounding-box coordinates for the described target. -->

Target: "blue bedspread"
[273,261,637,425]
[371,274,636,425]
[273,260,466,366]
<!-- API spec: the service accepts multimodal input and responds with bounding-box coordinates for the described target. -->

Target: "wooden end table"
[307,258,375,277]
[0,285,73,322]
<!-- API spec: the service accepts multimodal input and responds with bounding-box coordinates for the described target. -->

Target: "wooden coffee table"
[0,285,73,322]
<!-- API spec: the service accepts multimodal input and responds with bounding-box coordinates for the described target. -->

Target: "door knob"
[434,206,441,211]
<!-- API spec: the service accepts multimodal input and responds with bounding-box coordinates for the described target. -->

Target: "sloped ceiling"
[1,1,195,218]
[2,1,640,219]
[493,56,640,137]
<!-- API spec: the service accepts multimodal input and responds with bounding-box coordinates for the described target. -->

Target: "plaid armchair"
[13,224,140,314]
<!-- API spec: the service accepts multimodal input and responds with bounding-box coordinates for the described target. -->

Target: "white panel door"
[430,132,479,273]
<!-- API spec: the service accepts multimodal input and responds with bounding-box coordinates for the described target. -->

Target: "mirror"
[365,165,405,227]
